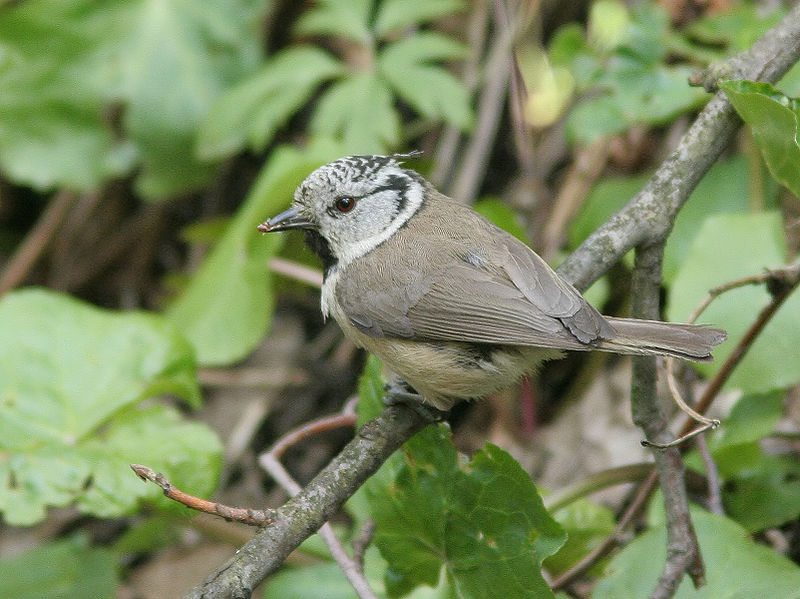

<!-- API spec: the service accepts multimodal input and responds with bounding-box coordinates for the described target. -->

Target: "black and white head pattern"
[293,154,426,269]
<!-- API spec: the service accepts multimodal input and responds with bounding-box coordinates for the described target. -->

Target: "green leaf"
[78,403,222,517]
[367,426,565,598]
[378,33,472,130]
[263,547,392,599]
[374,0,465,37]
[116,0,268,199]
[709,391,784,450]
[668,212,800,394]
[166,139,348,365]
[0,535,118,599]
[593,509,800,598]
[545,499,616,576]
[663,155,775,282]
[294,0,373,45]
[197,47,343,160]
[0,0,131,191]
[721,80,800,199]
[718,447,800,532]
[559,3,707,144]
[567,64,707,144]
[0,288,219,525]
[311,73,400,153]
[684,4,783,53]
[0,0,268,197]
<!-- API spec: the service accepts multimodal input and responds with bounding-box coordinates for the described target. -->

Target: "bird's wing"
[498,233,615,343]
[335,236,610,350]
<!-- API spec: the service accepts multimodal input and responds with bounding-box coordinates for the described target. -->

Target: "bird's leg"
[383,379,447,422]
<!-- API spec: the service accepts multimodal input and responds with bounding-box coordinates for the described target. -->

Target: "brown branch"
[0,190,77,295]
[630,243,704,597]
[268,396,358,460]
[130,464,275,527]
[556,1,800,290]
[268,257,323,288]
[183,403,433,599]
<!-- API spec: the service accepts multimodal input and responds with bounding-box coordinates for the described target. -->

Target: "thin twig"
[184,403,432,599]
[543,463,654,513]
[352,520,376,567]
[448,0,530,203]
[0,190,77,295]
[431,0,489,189]
[269,257,323,288]
[551,470,659,589]
[655,265,800,447]
[130,464,275,526]
[696,434,724,515]
[257,397,377,599]
[268,396,358,460]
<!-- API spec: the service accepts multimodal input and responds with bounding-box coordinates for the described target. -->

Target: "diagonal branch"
[184,404,433,599]
[556,1,800,290]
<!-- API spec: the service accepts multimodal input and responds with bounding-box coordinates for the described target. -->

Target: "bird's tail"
[599,317,727,362]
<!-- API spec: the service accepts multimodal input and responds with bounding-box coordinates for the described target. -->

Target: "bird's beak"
[257,206,315,233]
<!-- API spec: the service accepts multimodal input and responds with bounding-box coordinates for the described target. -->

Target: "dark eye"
[334,197,355,212]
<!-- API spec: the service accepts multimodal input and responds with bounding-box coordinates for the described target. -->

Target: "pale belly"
[341,318,561,410]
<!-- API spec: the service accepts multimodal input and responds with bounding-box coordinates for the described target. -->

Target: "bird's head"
[258,153,426,271]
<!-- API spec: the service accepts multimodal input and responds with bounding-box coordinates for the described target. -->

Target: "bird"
[257,154,726,411]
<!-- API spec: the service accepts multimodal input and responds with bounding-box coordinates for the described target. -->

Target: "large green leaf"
[374,0,465,36]
[667,212,800,394]
[293,0,373,45]
[0,536,118,599]
[166,139,348,366]
[356,360,565,598]
[569,155,767,281]
[310,73,400,153]
[0,289,220,525]
[0,0,133,190]
[721,80,800,199]
[116,0,268,199]
[197,47,343,160]
[0,0,267,198]
[378,33,472,130]
[367,428,565,599]
[592,509,800,598]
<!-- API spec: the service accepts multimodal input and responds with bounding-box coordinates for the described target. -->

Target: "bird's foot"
[383,380,447,423]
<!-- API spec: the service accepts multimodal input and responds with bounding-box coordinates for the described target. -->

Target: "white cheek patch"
[329,180,425,269]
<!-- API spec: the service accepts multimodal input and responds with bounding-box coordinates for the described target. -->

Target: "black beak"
[257,206,315,233]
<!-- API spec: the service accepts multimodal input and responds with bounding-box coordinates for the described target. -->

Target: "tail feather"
[599,317,727,362]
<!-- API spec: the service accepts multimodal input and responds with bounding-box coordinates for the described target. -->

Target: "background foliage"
[1,0,799,598]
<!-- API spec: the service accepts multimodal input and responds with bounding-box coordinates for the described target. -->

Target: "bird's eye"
[334,197,356,213]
